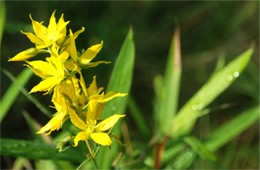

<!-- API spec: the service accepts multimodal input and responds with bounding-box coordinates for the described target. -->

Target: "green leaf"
[155,27,182,134]
[0,0,5,45]
[169,48,253,137]
[0,68,33,122]
[0,138,85,163]
[128,95,151,139]
[96,28,135,169]
[205,106,259,151]
[2,69,52,118]
[170,106,259,169]
[184,136,216,162]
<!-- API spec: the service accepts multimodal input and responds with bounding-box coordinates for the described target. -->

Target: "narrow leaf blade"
[155,27,182,133]
[169,48,253,137]
[97,28,135,169]
[0,138,85,163]
[0,68,33,122]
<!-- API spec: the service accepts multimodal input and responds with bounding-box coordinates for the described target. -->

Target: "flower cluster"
[9,11,127,147]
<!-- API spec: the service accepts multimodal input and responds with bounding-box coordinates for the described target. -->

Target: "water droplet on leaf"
[234,71,239,78]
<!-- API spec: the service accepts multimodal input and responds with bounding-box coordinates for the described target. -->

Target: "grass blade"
[2,69,52,118]
[0,69,33,122]
[184,136,216,162]
[170,105,259,169]
[155,27,182,134]
[0,138,85,163]
[205,106,259,151]
[169,48,253,137]
[97,28,135,169]
[0,0,6,45]
[128,95,151,139]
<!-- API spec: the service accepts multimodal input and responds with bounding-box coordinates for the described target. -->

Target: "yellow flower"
[22,11,69,50]
[69,76,127,146]
[26,50,69,94]
[67,30,110,67]
[36,76,82,135]
[85,76,127,123]
[36,83,68,135]
[71,109,125,146]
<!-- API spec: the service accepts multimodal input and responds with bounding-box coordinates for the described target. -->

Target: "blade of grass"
[0,68,33,122]
[22,111,76,169]
[184,136,216,162]
[96,28,135,169]
[169,48,253,137]
[155,27,182,134]
[22,111,52,144]
[205,106,259,150]
[2,69,52,118]
[0,138,85,163]
[128,95,151,139]
[170,105,259,169]
[0,0,5,45]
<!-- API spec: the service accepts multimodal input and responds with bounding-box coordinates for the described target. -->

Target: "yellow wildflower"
[67,30,110,67]
[70,76,127,146]
[36,76,82,135]
[26,50,69,94]
[71,110,125,146]
[85,76,127,123]
[22,11,69,50]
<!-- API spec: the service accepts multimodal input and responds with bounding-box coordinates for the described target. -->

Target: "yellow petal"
[95,103,104,120]
[73,131,89,147]
[21,31,43,45]
[80,41,103,65]
[68,107,87,131]
[9,48,38,62]
[86,100,98,124]
[65,60,78,71]
[26,60,56,78]
[58,50,69,62]
[95,114,125,132]
[48,11,57,34]
[90,132,112,146]
[57,13,66,35]
[56,14,70,42]
[100,92,127,103]
[29,14,47,40]
[29,77,58,93]
[36,112,66,135]
[79,71,88,97]
[63,27,85,46]
[87,76,98,96]
[68,30,78,61]
[83,61,111,68]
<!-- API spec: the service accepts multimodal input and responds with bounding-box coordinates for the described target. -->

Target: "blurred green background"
[1,1,259,169]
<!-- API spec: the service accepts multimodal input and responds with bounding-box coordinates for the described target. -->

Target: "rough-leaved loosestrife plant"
[9,11,126,153]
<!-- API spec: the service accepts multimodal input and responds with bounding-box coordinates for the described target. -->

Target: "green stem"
[85,140,99,169]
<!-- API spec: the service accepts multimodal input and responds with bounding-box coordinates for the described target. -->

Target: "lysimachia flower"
[36,75,85,135]
[72,110,125,146]
[70,76,127,146]
[23,11,69,50]
[67,30,110,68]
[9,11,127,153]
[26,50,69,94]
